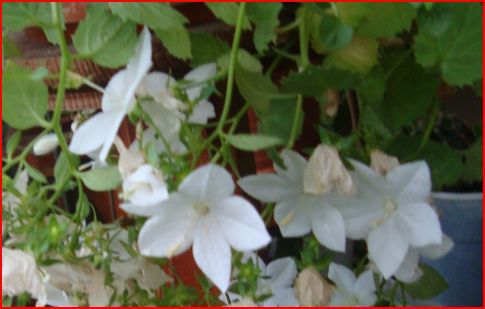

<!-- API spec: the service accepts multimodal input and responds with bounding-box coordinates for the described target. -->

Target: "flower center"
[383,199,397,215]
[193,202,210,216]
[372,199,398,228]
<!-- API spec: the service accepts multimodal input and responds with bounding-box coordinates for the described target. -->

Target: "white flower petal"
[193,218,232,292]
[124,27,152,106]
[356,291,377,306]
[388,161,431,204]
[184,63,217,101]
[274,198,312,237]
[263,288,299,306]
[2,248,46,305]
[396,202,442,247]
[179,164,235,202]
[102,70,132,112]
[45,284,73,307]
[120,202,162,217]
[367,219,409,279]
[336,197,381,240]
[98,111,127,162]
[274,149,307,183]
[349,159,387,197]
[122,164,168,207]
[138,202,195,257]
[216,196,270,251]
[69,111,122,155]
[311,203,346,252]
[393,249,422,283]
[188,100,215,124]
[238,174,297,203]
[137,72,173,100]
[328,263,356,293]
[419,234,454,259]
[266,257,297,288]
[353,269,376,297]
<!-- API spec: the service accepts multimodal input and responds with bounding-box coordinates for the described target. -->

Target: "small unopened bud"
[323,89,340,117]
[33,133,59,156]
[295,267,334,306]
[370,149,399,175]
[304,144,356,196]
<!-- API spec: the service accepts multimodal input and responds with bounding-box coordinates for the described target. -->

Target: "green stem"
[287,95,303,149]
[275,19,301,34]
[50,3,78,172]
[298,9,310,69]
[2,128,50,172]
[216,2,246,135]
[418,99,439,153]
[286,9,310,150]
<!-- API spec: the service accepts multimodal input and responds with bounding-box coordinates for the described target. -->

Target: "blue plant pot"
[423,192,483,306]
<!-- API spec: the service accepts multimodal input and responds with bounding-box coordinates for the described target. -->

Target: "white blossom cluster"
[3,28,452,307]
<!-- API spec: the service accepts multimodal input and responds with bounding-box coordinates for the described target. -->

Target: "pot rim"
[432,192,483,201]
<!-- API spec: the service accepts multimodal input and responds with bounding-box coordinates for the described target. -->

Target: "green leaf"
[385,137,463,189]
[3,35,22,58]
[336,3,416,38]
[25,163,47,183]
[282,65,360,96]
[189,32,229,67]
[110,3,187,30]
[367,52,440,132]
[78,166,122,192]
[461,140,482,183]
[156,26,192,60]
[356,66,386,104]
[206,3,251,30]
[414,3,482,86]
[219,49,262,73]
[6,131,22,159]
[227,134,282,151]
[246,3,282,53]
[257,97,304,144]
[76,193,91,221]
[2,62,48,130]
[2,3,53,31]
[73,4,138,68]
[235,66,281,110]
[405,263,449,300]
[318,15,353,50]
[325,35,379,74]
[54,152,77,190]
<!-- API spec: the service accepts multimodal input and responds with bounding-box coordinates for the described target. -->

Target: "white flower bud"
[303,144,356,196]
[295,267,334,306]
[33,133,59,156]
[370,149,399,175]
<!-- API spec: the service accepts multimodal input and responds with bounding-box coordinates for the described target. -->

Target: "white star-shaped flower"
[183,63,217,124]
[336,160,443,279]
[238,149,346,252]
[138,164,271,293]
[222,254,298,306]
[328,262,377,306]
[69,27,152,162]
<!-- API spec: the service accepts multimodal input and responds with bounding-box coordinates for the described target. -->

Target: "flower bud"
[295,266,334,306]
[303,144,356,196]
[33,133,59,156]
[370,149,399,175]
